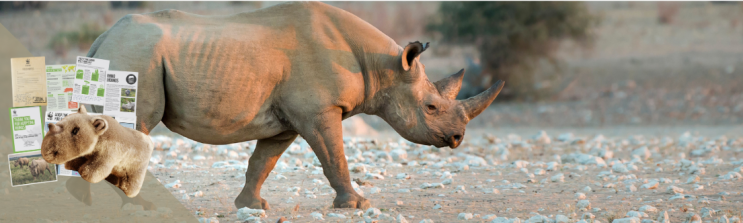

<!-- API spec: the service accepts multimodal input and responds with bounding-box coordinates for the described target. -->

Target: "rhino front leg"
[235,131,298,210]
[298,109,371,209]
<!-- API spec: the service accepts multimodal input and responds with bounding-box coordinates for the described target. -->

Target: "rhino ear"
[401,41,429,71]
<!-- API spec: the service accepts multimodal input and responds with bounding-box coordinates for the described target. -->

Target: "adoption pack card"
[9,106,44,153]
[11,57,47,107]
[8,151,57,187]
[72,56,110,106]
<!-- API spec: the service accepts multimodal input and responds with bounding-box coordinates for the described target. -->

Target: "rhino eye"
[71,127,79,135]
[427,105,437,111]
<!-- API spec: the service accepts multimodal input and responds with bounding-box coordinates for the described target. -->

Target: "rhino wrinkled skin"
[87,2,504,210]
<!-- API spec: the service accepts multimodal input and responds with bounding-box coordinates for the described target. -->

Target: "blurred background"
[1,1,743,130]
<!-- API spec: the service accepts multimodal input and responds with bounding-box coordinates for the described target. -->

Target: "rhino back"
[97,2,398,144]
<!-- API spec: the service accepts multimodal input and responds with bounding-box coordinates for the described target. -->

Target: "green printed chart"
[72,56,110,105]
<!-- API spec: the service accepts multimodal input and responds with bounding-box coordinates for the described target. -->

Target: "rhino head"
[376,41,504,149]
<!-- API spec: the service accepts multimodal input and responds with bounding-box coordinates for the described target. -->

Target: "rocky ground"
[2,2,743,223]
[145,126,743,223]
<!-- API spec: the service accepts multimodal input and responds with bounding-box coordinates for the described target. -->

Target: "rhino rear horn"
[460,80,505,119]
[434,69,465,100]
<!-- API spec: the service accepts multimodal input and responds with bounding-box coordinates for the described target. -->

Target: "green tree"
[427,2,597,101]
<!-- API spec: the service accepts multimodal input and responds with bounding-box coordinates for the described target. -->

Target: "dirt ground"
[147,126,743,223]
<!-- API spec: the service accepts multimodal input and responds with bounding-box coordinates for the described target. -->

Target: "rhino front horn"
[461,80,505,119]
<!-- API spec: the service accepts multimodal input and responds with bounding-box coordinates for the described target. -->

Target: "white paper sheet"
[103,71,138,124]
[45,64,79,111]
[72,56,110,105]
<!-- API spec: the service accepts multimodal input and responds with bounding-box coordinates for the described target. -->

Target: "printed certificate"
[11,57,47,107]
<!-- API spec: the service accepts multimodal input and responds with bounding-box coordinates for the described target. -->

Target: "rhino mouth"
[433,136,450,148]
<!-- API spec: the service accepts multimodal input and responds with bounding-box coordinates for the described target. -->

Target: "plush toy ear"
[47,123,59,133]
[91,117,108,136]
[78,106,88,114]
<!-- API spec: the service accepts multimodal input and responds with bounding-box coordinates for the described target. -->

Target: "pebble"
[365,208,381,218]
[641,181,659,189]
[613,217,641,223]
[237,207,266,220]
[626,184,638,192]
[398,214,408,223]
[667,185,684,194]
[700,207,716,218]
[457,213,473,220]
[482,214,498,220]
[685,213,702,223]
[165,180,181,189]
[583,186,592,192]
[442,178,453,185]
[577,200,591,211]
[626,211,648,218]
[327,213,346,219]
[396,173,410,180]
[551,173,565,183]
[639,205,657,213]
[310,212,324,220]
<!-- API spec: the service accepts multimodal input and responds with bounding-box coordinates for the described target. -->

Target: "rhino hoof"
[333,193,371,209]
[235,196,270,210]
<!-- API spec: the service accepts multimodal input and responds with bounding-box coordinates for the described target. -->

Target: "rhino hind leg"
[235,131,298,210]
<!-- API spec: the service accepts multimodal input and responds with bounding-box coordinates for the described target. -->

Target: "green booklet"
[9,106,44,153]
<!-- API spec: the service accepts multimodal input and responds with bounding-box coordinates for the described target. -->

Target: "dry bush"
[427,2,598,102]
[48,23,107,57]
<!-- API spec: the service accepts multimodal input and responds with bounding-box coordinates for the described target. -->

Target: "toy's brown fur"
[28,159,52,180]
[41,106,154,197]
[14,157,29,168]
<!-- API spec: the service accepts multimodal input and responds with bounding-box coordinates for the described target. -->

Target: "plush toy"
[41,106,153,197]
